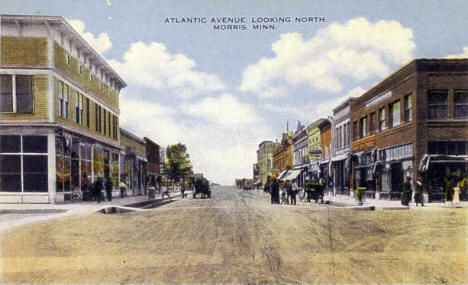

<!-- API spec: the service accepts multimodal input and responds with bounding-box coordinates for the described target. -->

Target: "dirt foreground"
[2,186,467,284]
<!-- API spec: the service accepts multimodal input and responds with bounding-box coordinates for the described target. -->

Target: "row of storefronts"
[258,59,468,203]
[0,126,158,203]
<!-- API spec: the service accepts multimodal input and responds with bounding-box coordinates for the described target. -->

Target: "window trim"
[0,135,48,193]
[404,93,413,123]
[454,89,468,119]
[427,89,448,120]
[0,74,35,114]
[389,99,401,128]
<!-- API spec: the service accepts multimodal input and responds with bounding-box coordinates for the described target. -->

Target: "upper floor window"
[1,75,13,112]
[103,109,107,135]
[404,94,413,122]
[75,92,83,124]
[359,116,367,138]
[86,98,90,128]
[389,100,401,127]
[58,81,69,119]
[352,120,358,141]
[379,107,386,131]
[454,90,468,119]
[427,90,448,120]
[370,112,376,134]
[0,74,34,114]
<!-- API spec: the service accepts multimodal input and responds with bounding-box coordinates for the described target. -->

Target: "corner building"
[0,15,126,203]
[350,59,468,202]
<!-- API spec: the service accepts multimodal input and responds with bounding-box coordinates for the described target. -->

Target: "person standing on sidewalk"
[286,180,293,205]
[162,186,171,199]
[181,183,186,198]
[119,181,127,199]
[414,180,424,206]
[105,179,113,202]
[401,176,412,206]
[94,178,104,203]
[271,177,279,204]
[290,181,298,205]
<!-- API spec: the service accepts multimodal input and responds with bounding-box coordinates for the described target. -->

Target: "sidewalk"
[323,194,468,209]
[0,190,188,234]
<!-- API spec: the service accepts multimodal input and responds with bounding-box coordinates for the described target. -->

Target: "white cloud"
[182,94,262,128]
[446,47,468,58]
[264,86,366,121]
[120,90,272,185]
[240,17,415,98]
[68,19,112,55]
[108,42,225,97]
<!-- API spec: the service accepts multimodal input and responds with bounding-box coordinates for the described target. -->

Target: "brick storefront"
[350,59,468,202]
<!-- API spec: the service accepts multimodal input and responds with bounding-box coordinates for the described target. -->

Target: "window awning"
[285,169,302,180]
[331,153,348,162]
[419,154,468,172]
[277,169,289,179]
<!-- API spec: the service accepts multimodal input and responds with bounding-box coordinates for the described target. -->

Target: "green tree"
[164,143,192,189]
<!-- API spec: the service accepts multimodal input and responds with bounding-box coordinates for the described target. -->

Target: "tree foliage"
[164,143,192,183]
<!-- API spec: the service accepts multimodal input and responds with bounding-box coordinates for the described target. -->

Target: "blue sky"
[2,0,468,184]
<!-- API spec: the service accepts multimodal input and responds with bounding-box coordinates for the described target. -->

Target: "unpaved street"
[2,186,467,284]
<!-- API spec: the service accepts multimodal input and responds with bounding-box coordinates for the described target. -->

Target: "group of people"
[79,177,114,203]
[265,178,299,205]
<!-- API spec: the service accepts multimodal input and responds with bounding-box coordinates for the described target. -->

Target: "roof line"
[1,14,126,88]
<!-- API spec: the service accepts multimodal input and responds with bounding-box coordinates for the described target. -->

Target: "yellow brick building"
[0,15,126,203]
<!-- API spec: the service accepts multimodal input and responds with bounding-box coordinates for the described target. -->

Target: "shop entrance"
[390,162,403,200]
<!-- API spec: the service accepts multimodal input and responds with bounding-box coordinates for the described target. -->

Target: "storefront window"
[0,135,48,193]
[56,136,71,193]
[428,141,468,155]
[0,155,21,192]
[23,136,47,153]
[23,155,48,192]
[0,135,20,153]
[93,144,104,179]
[71,140,80,196]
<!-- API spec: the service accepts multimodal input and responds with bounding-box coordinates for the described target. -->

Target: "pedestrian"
[414,180,424,206]
[264,180,271,194]
[271,177,279,204]
[290,182,297,205]
[156,175,162,194]
[162,186,171,199]
[401,176,412,206]
[94,178,104,203]
[286,180,293,205]
[119,181,127,199]
[105,179,113,202]
[181,183,186,198]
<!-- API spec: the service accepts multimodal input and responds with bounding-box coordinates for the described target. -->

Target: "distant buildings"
[273,131,293,179]
[256,141,275,188]
[331,98,354,196]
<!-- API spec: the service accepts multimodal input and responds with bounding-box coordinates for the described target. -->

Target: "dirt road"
[2,186,467,283]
